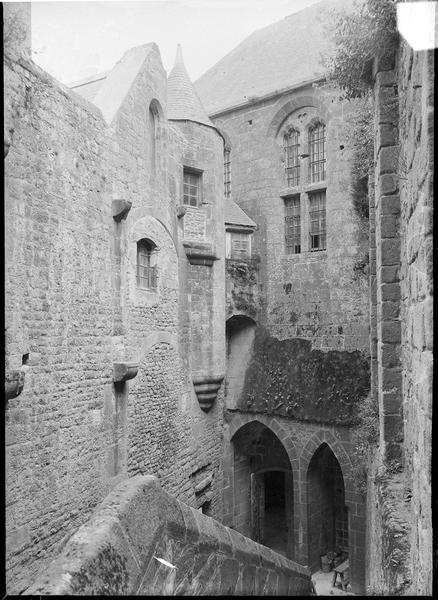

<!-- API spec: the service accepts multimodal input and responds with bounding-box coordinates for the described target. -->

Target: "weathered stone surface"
[26,476,312,596]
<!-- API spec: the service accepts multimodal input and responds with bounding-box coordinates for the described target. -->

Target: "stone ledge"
[183,241,219,266]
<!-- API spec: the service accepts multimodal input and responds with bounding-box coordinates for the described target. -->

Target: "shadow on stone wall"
[238,328,370,425]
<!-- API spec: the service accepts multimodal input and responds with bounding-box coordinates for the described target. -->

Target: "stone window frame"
[278,111,328,257]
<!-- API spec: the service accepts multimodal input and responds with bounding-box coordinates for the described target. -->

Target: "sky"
[31,0,324,85]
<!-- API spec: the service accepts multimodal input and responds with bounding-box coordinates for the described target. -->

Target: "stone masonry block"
[379,342,400,368]
[380,194,400,215]
[382,390,402,416]
[381,300,400,320]
[378,145,400,175]
[381,320,401,344]
[381,367,402,392]
[376,123,397,151]
[378,175,399,198]
[379,215,398,239]
[380,266,399,284]
[379,238,400,266]
[380,283,401,302]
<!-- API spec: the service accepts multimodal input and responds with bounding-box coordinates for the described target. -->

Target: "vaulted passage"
[307,443,348,573]
[231,422,294,559]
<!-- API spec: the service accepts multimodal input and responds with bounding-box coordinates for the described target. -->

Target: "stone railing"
[26,475,311,595]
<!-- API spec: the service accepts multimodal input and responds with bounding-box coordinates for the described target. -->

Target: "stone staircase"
[26,475,311,595]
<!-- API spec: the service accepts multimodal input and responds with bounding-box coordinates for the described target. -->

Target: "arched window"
[136,239,157,290]
[309,122,326,183]
[284,128,300,186]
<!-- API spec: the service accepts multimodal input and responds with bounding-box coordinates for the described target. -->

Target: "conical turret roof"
[167,45,214,127]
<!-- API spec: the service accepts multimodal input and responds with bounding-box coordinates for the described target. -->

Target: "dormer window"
[136,239,157,289]
[183,168,202,207]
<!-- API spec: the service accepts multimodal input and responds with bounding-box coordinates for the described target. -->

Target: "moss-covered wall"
[238,328,369,426]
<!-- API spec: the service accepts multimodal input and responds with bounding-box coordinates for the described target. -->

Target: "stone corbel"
[176,205,186,219]
[5,369,26,402]
[113,361,139,383]
[112,199,132,222]
[193,374,224,412]
[183,242,219,267]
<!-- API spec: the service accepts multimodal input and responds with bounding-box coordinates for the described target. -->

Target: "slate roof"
[195,0,354,115]
[167,45,214,127]
[224,199,257,230]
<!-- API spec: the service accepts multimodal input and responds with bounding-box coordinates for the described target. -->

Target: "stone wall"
[398,40,433,597]
[4,19,226,593]
[365,39,433,596]
[27,476,312,596]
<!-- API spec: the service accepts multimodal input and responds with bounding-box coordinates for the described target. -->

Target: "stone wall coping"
[26,475,310,595]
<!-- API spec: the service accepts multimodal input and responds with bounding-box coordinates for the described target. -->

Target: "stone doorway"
[307,443,348,573]
[231,422,295,559]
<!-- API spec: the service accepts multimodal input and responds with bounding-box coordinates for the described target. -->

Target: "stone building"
[4,0,433,596]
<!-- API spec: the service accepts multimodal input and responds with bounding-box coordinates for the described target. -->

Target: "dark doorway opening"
[307,443,348,573]
[263,470,287,556]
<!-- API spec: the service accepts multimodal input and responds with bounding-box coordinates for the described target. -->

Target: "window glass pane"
[284,195,301,254]
[183,170,201,206]
[284,129,300,186]
[309,123,326,183]
[309,191,326,251]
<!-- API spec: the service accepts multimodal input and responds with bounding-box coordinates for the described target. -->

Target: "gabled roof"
[167,45,214,127]
[195,0,354,115]
[93,43,157,124]
[224,199,257,230]
[69,44,159,123]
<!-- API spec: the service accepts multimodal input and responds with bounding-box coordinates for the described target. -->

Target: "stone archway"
[229,419,298,560]
[306,443,348,573]
[299,430,365,594]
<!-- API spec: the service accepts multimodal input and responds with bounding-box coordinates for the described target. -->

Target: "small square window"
[230,232,251,259]
[183,169,202,207]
